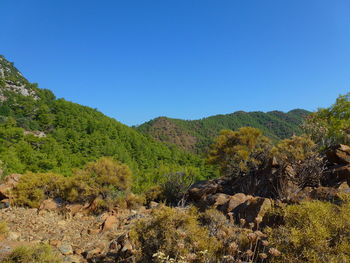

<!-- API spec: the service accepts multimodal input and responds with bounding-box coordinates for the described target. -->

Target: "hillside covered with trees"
[136,109,309,153]
[0,55,212,191]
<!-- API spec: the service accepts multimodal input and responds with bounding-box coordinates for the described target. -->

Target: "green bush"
[303,92,350,148]
[2,244,62,263]
[267,195,350,263]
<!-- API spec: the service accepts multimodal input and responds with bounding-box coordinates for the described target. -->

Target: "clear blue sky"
[1,0,349,125]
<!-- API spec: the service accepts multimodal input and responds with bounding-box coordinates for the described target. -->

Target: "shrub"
[12,157,133,210]
[130,205,220,262]
[207,127,272,177]
[11,172,65,208]
[160,171,195,206]
[272,136,325,190]
[2,243,62,263]
[272,136,317,165]
[267,196,350,263]
[302,92,350,148]
[78,157,133,196]
[0,220,9,239]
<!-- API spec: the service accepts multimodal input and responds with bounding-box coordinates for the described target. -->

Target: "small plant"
[2,243,62,263]
[0,220,9,239]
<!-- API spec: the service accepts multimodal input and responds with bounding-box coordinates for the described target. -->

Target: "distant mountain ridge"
[136,109,310,153]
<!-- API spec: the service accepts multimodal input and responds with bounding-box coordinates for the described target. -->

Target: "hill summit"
[136,109,310,153]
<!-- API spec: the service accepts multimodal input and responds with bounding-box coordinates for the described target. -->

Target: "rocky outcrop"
[323,144,350,187]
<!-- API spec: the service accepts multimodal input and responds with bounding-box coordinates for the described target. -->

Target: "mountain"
[136,109,310,153]
[0,55,208,187]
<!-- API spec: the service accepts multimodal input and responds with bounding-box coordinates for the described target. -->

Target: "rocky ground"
[1,144,350,262]
[0,206,145,262]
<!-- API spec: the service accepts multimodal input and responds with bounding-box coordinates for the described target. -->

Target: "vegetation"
[207,127,272,177]
[303,92,350,148]
[267,196,350,263]
[2,243,62,263]
[136,109,310,153]
[11,157,137,208]
[0,56,213,191]
[0,220,8,239]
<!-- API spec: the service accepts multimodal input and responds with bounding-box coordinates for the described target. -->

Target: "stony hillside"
[136,109,310,153]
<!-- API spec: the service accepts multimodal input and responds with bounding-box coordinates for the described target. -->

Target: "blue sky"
[1,0,349,125]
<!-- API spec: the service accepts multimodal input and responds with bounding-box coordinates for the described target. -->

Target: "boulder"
[188,180,221,202]
[58,243,73,255]
[326,144,350,165]
[227,193,254,211]
[102,215,118,232]
[39,199,60,211]
[232,197,272,225]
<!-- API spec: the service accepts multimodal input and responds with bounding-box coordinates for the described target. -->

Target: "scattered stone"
[58,243,73,255]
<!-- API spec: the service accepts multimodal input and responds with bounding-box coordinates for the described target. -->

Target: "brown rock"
[226,193,253,212]
[102,215,118,231]
[326,144,350,165]
[333,165,350,183]
[233,197,272,224]
[188,180,221,201]
[39,199,60,211]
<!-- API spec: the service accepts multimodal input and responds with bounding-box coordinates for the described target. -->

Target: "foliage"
[11,172,65,208]
[0,56,212,191]
[207,127,272,177]
[137,109,310,153]
[272,136,317,165]
[303,92,350,148]
[267,196,350,263]
[159,171,195,206]
[11,157,135,208]
[0,220,9,238]
[272,136,325,189]
[130,205,220,262]
[2,243,62,263]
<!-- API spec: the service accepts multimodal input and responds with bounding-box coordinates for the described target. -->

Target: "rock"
[326,144,350,165]
[102,215,118,231]
[7,231,20,241]
[188,180,221,202]
[333,165,350,183]
[63,255,81,263]
[310,187,343,203]
[226,193,253,212]
[58,243,73,255]
[85,247,102,258]
[0,198,10,209]
[232,197,272,225]
[39,199,60,211]
[207,193,231,208]
[49,239,62,247]
[121,239,133,252]
[149,201,159,209]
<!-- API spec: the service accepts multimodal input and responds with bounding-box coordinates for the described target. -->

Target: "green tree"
[303,92,350,148]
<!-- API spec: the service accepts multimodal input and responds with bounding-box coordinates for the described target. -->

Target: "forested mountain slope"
[136,109,310,153]
[0,56,205,182]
